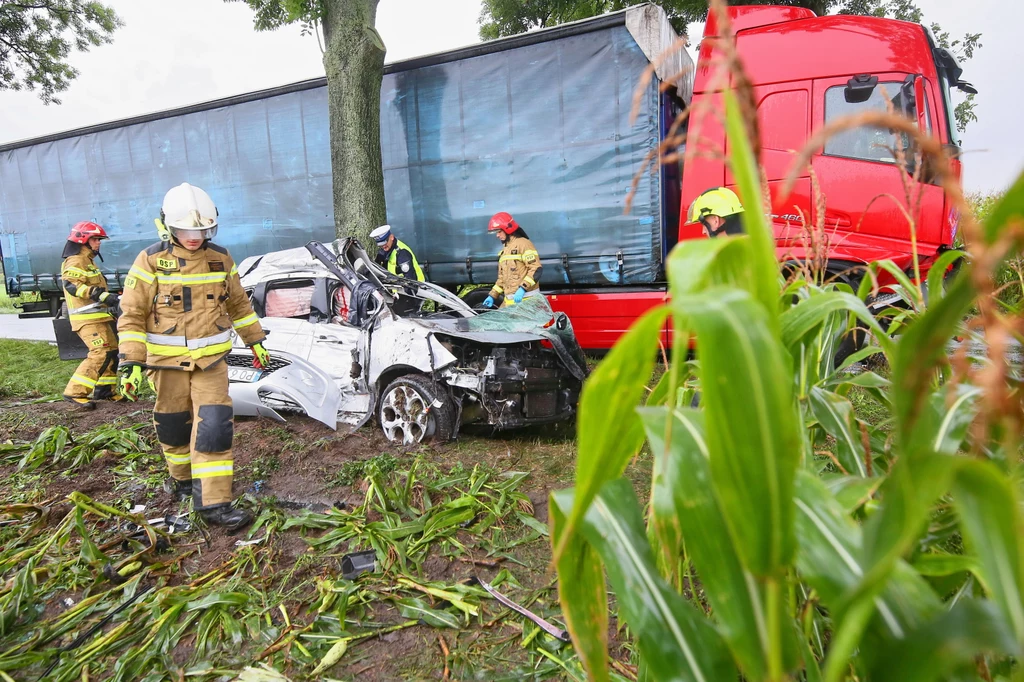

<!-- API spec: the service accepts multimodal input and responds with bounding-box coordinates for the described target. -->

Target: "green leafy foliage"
[0,1,122,103]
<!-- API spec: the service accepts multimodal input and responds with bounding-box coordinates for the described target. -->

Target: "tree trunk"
[322,0,387,246]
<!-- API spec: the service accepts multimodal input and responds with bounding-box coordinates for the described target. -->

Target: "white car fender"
[367,319,457,385]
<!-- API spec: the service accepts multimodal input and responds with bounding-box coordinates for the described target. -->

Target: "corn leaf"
[557,305,669,560]
[869,600,1019,682]
[980,170,1024,245]
[953,460,1024,645]
[639,406,782,680]
[808,388,867,478]
[673,288,800,576]
[925,248,966,306]
[780,290,892,357]
[550,494,610,682]
[553,482,737,682]
[723,88,780,325]
[395,597,461,629]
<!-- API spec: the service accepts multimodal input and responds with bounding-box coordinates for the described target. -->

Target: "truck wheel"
[461,288,491,309]
[378,374,455,444]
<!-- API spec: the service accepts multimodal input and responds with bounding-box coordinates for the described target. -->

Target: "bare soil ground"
[0,395,637,680]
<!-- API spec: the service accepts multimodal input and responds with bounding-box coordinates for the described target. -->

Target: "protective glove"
[99,292,120,307]
[119,363,143,402]
[482,296,495,309]
[512,287,526,304]
[250,342,271,369]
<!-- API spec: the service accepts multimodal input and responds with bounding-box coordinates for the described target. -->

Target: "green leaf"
[793,471,940,641]
[925,248,966,306]
[557,305,669,560]
[980,170,1024,245]
[869,600,1019,682]
[550,493,610,682]
[953,460,1024,644]
[891,272,974,441]
[639,406,779,680]
[666,234,752,299]
[673,289,800,576]
[553,482,737,682]
[780,290,892,357]
[395,597,461,629]
[185,592,249,611]
[911,553,981,579]
[808,388,868,478]
[929,384,981,456]
[723,88,779,324]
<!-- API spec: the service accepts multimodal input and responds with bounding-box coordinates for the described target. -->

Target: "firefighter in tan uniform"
[482,212,542,309]
[60,221,122,407]
[117,183,270,531]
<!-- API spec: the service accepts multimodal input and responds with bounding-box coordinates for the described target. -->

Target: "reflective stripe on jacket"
[117,240,265,371]
[386,239,425,281]
[61,247,113,331]
[488,235,541,300]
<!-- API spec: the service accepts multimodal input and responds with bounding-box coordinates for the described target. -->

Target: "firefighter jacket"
[117,240,265,371]
[488,235,541,301]
[61,246,114,332]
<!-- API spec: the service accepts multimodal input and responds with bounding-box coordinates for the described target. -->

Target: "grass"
[0,338,78,398]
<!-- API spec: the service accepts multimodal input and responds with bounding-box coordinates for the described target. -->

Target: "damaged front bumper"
[228,352,344,430]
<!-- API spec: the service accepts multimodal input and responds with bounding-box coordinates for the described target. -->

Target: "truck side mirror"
[845,74,878,103]
[955,80,978,95]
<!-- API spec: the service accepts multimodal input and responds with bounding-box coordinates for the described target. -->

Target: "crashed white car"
[225,239,588,443]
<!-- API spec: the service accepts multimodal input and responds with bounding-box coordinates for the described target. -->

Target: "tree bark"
[322,0,387,246]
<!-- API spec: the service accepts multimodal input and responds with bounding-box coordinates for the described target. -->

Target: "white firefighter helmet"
[161,183,219,241]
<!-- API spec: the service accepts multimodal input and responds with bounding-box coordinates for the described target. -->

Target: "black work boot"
[163,478,193,502]
[63,395,96,411]
[93,385,126,402]
[199,505,254,533]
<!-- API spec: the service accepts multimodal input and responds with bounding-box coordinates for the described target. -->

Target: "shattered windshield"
[465,296,589,380]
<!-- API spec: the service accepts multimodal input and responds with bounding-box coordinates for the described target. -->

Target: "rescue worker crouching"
[60,221,122,408]
[688,187,745,238]
[117,182,270,531]
[482,212,541,308]
[370,224,424,281]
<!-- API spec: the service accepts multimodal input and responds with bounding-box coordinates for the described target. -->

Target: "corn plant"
[550,12,1024,681]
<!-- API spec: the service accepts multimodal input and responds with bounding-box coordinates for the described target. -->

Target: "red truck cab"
[679,6,965,285]
[549,6,968,351]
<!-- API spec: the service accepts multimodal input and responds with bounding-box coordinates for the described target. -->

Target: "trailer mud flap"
[54,317,88,361]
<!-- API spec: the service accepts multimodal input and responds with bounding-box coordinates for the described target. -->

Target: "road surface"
[0,314,56,342]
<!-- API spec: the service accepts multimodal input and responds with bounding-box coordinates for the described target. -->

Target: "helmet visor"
[172,226,217,241]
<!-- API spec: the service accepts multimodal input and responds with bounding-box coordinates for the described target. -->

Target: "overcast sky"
[0,0,1016,194]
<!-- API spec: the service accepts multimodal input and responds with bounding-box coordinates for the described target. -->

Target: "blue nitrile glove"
[512,287,526,304]
[482,296,495,308]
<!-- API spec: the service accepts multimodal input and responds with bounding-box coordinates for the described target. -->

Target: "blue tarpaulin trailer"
[0,4,692,314]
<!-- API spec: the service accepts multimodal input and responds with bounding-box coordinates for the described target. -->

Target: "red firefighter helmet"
[487,212,519,235]
[67,221,108,244]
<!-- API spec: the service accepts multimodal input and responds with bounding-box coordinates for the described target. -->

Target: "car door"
[305,278,373,425]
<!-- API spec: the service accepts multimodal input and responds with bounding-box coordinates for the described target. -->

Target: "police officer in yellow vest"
[60,221,122,408]
[370,224,425,281]
[482,212,542,308]
[117,183,268,531]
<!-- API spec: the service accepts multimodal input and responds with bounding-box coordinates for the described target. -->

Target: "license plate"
[228,367,263,383]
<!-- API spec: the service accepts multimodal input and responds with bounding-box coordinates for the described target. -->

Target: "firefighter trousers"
[151,360,235,510]
[64,322,120,400]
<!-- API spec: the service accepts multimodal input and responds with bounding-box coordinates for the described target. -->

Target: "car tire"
[378,374,456,444]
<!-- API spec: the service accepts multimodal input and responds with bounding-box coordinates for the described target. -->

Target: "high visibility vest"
[387,240,425,281]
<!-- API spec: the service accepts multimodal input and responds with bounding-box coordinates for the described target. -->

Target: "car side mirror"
[845,74,878,104]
